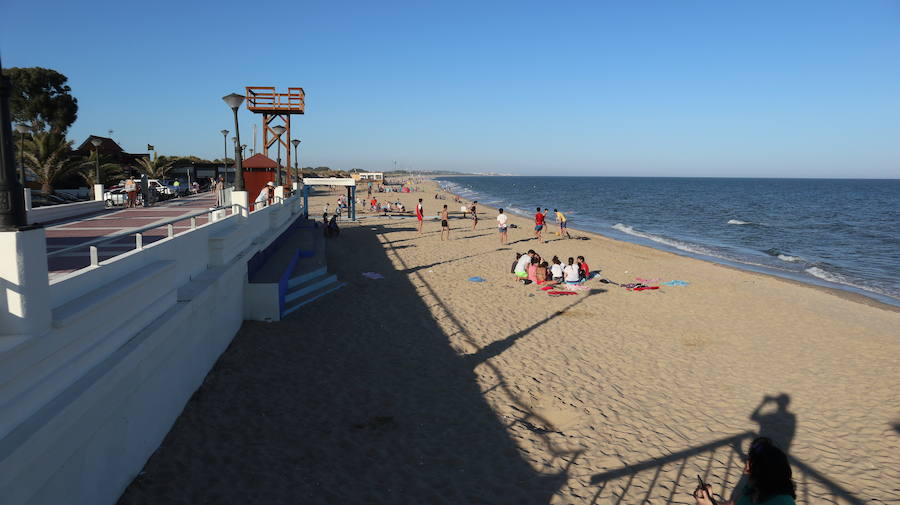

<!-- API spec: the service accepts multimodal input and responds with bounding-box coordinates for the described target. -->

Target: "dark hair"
[746,437,796,500]
[536,207,541,212]
[527,249,536,255]
[540,261,548,268]
[568,257,574,265]
[553,208,558,212]
[552,255,560,264]
[577,255,585,261]
[443,204,447,208]
[418,198,422,202]
[531,256,539,265]
[499,208,504,213]
[515,252,522,259]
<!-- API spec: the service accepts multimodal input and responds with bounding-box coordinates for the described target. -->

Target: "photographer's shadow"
[730,393,796,502]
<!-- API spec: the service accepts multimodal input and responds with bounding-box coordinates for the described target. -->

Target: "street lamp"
[221,93,245,191]
[219,129,228,181]
[291,139,303,183]
[271,125,286,187]
[15,124,29,185]
[91,138,103,183]
[241,144,247,158]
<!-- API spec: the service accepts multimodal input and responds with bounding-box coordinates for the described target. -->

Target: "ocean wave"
[763,248,801,263]
[727,219,752,225]
[611,224,720,257]
[804,266,849,284]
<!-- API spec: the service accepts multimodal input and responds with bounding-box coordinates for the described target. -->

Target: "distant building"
[351,172,383,182]
[73,135,147,171]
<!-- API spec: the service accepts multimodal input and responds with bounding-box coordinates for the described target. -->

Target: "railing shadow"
[587,430,870,505]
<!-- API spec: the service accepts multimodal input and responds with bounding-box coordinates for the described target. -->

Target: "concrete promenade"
[44,192,229,277]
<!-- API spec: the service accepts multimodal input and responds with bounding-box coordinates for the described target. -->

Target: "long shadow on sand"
[118,222,581,505]
[586,393,869,505]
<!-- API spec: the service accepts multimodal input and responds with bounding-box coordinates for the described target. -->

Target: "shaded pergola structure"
[245,87,305,187]
[302,177,357,221]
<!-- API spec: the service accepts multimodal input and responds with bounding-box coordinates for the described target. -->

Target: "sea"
[435,176,900,307]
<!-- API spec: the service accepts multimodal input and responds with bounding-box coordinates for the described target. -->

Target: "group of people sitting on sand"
[511,250,591,285]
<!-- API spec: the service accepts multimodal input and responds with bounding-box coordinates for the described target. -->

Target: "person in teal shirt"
[694,437,796,505]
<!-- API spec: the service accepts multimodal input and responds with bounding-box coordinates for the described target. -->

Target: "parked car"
[103,188,130,208]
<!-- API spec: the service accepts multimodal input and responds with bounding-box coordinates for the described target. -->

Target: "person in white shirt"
[550,256,564,282]
[514,249,534,280]
[255,181,274,208]
[496,208,509,245]
[563,256,581,283]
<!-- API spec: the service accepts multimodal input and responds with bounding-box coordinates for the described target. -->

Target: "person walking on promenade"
[124,176,137,208]
[470,201,479,230]
[534,207,546,243]
[497,208,509,245]
[140,173,151,207]
[440,204,450,241]
[215,176,225,206]
[416,198,424,235]
[554,208,571,239]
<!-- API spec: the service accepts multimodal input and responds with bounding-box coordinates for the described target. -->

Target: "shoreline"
[429,177,900,312]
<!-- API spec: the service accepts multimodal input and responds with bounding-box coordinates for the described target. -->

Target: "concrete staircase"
[245,220,345,321]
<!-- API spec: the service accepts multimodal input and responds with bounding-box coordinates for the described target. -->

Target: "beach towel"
[633,286,660,291]
[547,291,577,296]
[661,280,690,286]
[362,272,384,280]
[540,286,554,291]
[635,277,660,284]
[565,284,591,291]
[468,276,487,282]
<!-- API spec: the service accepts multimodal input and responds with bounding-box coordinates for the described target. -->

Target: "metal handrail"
[47,205,233,259]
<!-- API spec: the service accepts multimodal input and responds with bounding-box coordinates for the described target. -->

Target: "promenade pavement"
[44,192,228,278]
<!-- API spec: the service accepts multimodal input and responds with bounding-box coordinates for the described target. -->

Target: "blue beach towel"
[468,276,487,283]
[661,280,689,286]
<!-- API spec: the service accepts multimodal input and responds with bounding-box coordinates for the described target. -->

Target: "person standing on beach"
[124,176,137,208]
[416,198,424,234]
[554,208,571,239]
[534,207,545,243]
[470,201,479,230]
[440,205,450,240]
[497,208,508,245]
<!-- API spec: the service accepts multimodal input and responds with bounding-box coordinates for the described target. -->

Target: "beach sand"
[118,181,899,505]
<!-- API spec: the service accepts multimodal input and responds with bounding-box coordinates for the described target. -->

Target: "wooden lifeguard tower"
[244,87,305,187]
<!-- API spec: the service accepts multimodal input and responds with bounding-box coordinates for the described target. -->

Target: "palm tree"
[22,131,77,194]
[134,153,174,179]
[75,151,124,187]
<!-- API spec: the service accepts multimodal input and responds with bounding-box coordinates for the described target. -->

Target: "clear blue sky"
[2,0,899,177]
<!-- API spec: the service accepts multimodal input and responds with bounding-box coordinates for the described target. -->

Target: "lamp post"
[271,125,286,187]
[221,93,245,191]
[291,139,303,188]
[241,144,247,159]
[91,138,102,183]
[15,124,29,185]
[219,129,228,181]
[0,62,27,229]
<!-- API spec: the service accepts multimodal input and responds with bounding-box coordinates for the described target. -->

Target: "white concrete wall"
[26,201,106,225]
[0,195,303,505]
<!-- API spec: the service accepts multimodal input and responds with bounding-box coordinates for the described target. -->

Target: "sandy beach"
[118,181,900,505]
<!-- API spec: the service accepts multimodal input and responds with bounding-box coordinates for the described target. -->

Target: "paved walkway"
[45,192,227,278]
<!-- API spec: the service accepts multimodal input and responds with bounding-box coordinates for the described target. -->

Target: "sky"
[1,0,899,178]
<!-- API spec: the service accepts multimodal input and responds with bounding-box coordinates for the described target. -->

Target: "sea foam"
[727,219,751,225]
[612,224,720,258]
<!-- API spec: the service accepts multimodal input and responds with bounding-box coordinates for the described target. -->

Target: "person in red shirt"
[534,207,545,243]
[577,255,590,281]
[416,198,424,234]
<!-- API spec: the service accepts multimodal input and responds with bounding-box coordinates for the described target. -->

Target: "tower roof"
[242,153,278,169]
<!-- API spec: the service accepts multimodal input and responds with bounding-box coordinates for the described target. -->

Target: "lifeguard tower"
[244,87,305,199]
